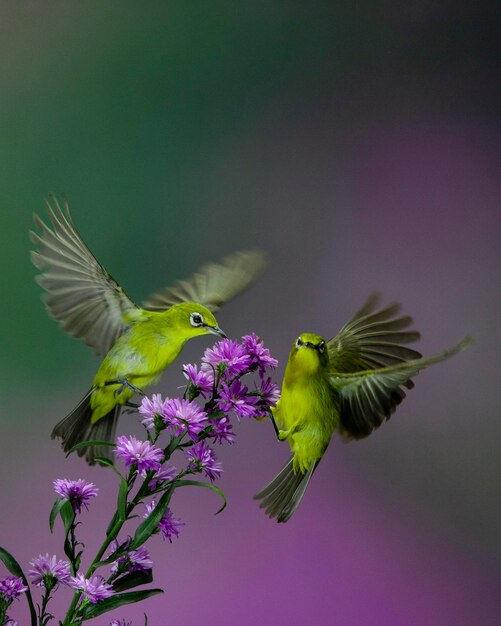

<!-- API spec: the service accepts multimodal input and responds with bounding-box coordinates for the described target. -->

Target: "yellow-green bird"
[255,294,471,522]
[31,196,264,465]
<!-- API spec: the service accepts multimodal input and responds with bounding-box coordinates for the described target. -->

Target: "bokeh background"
[1,2,500,625]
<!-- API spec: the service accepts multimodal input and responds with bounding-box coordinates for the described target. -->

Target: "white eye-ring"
[318,341,325,353]
[296,336,303,348]
[190,312,205,327]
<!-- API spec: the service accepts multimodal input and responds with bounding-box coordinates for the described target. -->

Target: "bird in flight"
[31,196,264,464]
[254,294,471,522]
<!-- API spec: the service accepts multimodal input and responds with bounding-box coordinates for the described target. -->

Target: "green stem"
[62,427,191,624]
[68,524,79,576]
[62,462,164,625]
[38,589,52,626]
[0,602,8,626]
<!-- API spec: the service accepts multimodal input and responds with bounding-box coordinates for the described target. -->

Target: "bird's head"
[168,302,226,340]
[290,333,329,373]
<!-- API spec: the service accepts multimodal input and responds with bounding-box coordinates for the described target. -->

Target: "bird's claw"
[104,378,145,397]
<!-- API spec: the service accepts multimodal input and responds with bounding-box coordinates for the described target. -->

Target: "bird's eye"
[318,341,325,353]
[190,313,204,327]
[296,337,303,348]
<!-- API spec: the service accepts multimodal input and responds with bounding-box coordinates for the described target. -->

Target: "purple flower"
[209,415,236,445]
[185,441,223,481]
[28,554,71,589]
[70,574,113,604]
[114,435,164,474]
[242,333,278,374]
[0,576,28,601]
[258,376,280,406]
[182,363,214,397]
[53,478,99,513]
[144,501,184,543]
[149,463,177,490]
[162,398,208,440]
[253,376,281,416]
[110,619,132,626]
[217,378,260,419]
[138,393,169,431]
[111,546,153,575]
[201,338,253,378]
[126,546,153,572]
[107,538,131,560]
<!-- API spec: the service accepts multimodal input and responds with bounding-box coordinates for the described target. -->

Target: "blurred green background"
[1,2,500,624]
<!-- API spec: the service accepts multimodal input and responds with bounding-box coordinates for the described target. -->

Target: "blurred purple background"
[1,3,500,625]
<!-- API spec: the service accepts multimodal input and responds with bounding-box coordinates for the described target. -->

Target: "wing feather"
[143,250,265,312]
[328,293,422,373]
[330,337,472,439]
[31,196,139,355]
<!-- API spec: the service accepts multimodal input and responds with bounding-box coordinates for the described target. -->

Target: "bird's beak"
[304,342,322,353]
[206,325,227,339]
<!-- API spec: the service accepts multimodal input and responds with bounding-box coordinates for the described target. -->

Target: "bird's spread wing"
[327,293,422,374]
[30,196,140,356]
[143,250,265,312]
[329,337,472,439]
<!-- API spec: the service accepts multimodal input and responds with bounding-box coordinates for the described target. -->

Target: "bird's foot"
[122,401,140,415]
[267,412,281,440]
[104,379,145,397]
[278,429,289,441]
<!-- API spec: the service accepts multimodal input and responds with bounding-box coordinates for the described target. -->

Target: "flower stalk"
[0,335,279,625]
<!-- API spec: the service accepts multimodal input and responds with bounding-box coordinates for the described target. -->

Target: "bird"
[30,196,265,465]
[254,294,471,523]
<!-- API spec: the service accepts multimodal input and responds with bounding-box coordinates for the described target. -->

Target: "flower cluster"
[140,334,279,441]
[132,335,278,546]
[0,334,279,625]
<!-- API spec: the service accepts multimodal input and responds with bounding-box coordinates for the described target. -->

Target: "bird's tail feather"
[51,389,120,466]
[254,456,317,523]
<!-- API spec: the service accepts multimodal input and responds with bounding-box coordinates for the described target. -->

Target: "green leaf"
[75,551,82,572]
[65,440,115,457]
[130,487,173,549]
[175,479,227,514]
[117,477,128,521]
[94,456,114,468]
[60,500,76,535]
[49,498,67,533]
[80,588,163,620]
[0,546,26,578]
[112,569,153,592]
[59,500,76,565]
[0,546,37,625]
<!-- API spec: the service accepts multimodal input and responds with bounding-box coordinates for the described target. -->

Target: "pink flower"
[53,478,98,513]
[185,441,223,481]
[70,574,113,604]
[114,436,164,473]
